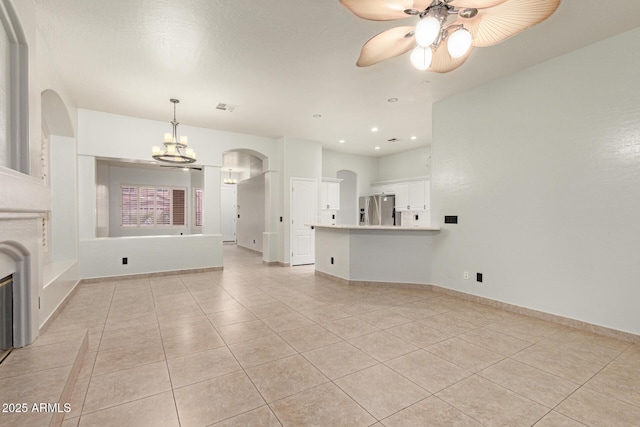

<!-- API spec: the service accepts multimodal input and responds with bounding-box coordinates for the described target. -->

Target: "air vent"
[387,138,400,142]
[216,103,238,112]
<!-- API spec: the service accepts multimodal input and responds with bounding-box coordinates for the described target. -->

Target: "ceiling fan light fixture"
[414,15,441,47]
[410,45,433,71]
[447,27,472,58]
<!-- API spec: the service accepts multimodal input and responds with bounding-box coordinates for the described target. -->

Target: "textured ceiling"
[34,0,640,157]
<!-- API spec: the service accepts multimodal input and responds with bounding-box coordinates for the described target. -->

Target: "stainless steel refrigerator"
[359,195,400,226]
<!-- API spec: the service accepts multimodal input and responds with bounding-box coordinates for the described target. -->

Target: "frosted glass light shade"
[447,28,473,58]
[410,46,433,71]
[415,16,440,47]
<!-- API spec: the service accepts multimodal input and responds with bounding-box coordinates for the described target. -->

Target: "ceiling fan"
[340,0,561,72]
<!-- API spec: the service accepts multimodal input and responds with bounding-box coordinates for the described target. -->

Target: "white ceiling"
[34,0,640,157]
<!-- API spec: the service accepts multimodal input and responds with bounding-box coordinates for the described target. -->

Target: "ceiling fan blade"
[449,0,509,8]
[356,26,416,67]
[340,0,431,21]
[429,36,474,73]
[459,0,561,47]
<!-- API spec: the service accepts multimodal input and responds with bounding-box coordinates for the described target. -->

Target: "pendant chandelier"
[152,99,196,164]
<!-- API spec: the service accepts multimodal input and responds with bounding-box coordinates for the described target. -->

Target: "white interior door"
[221,184,237,242]
[291,178,316,266]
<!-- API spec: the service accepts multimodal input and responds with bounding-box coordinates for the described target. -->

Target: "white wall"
[322,149,378,197]
[49,135,77,261]
[336,170,357,225]
[377,146,431,182]
[96,161,109,237]
[236,174,265,252]
[431,28,640,335]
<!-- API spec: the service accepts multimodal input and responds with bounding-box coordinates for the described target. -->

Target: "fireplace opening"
[0,274,12,364]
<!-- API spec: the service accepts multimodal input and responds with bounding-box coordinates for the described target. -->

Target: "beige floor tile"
[533,411,587,427]
[103,310,158,331]
[348,331,418,362]
[436,375,548,427]
[278,324,342,353]
[459,326,532,356]
[299,305,351,323]
[246,355,328,402]
[513,344,603,384]
[381,396,482,427]
[167,347,241,389]
[556,387,640,427]
[98,323,161,351]
[536,334,624,366]
[386,321,450,348]
[197,297,246,314]
[82,361,171,414]
[425,337,504,372]
[174,371,265,427]
[335,364,429,420]
[302,341,378,380]
[486,317,567,343]
[66,376,90,419]
[157,314,215,338]
[62,417,80,427]
[355,309,412,329]
[271,382,375,427]
[584,361,640,407]
[249,302,295,319]
[229,335,297,368]
[0,365,72,410]
[78,391,179,427]
[479,358,579,408]
[418,312,482,336]
[31,329,88,347]
[385,349,471,393]
[261,312,316,332]
[211,406,281,426]
[0,341,82,379]
[322,316,380,339]
[543,329,631,352]
[154,292,197,308]
[217,319,275,345]
[207,308,257,327]
[162,328,226,359]
[92,339,165,376]
[386,305,440,320]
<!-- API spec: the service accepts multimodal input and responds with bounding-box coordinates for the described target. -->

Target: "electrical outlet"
[477,273,483,283]
[330,257,334,265]
[122,257,128,265]
[463,271,469,280]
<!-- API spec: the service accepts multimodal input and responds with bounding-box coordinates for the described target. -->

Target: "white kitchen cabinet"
[395,180,430,211]
[371,184,395,195]
[395,183,410,211]
[321,180,340,210]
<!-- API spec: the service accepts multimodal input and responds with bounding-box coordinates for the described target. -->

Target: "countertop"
[306,224,441,231]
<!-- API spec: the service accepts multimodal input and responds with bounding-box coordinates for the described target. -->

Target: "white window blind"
[121,185,186,227]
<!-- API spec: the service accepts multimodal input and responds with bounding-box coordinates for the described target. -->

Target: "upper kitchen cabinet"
[371,184,395,195]
[321,178,341,210]
[395,180,430,211]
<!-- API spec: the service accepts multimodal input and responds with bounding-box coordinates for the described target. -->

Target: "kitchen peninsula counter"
[308,224,440,285]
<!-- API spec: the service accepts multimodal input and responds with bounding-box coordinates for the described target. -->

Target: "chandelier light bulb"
[447,28,472,58]
[415,16,441,47]
[410,45,433,71]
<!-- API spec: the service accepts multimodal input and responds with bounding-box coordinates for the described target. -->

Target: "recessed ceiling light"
[387,98,398,103]
[339,139,345,143]
[411,136,417,140]
[374,146,381,150]
[371,127,378,132]
[313,114,322,118]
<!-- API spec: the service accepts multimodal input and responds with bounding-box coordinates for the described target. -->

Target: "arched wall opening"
[221,149,268,253]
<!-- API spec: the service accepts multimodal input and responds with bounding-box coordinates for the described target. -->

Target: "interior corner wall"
[431,28,640,335]
[49,135,77,261]
[377,146,431,182]
[236,174,265,252]
[322,149,378,197]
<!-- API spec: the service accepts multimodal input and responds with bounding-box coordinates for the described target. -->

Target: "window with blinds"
[121,185,186,227]
[194,188,203,227]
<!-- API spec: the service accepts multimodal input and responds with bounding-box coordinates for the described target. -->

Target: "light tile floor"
[17,246,640,426]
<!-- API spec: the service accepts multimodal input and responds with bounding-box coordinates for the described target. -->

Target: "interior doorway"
[220,185,237,242]
[290,177,316,266]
